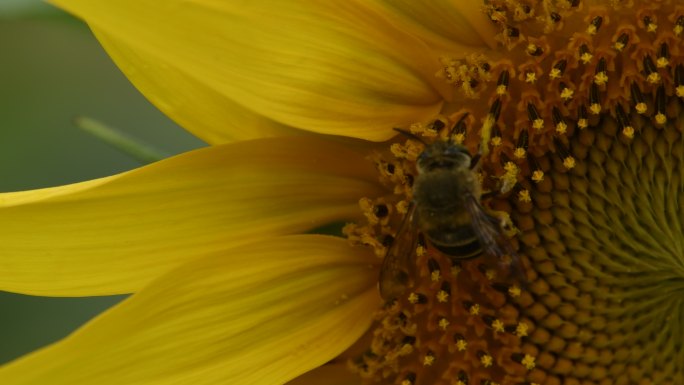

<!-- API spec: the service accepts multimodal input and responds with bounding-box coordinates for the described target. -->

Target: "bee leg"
[488,210,518,238]
[487,210,528,284]
[470,201,527,285]
[480,190,498,200]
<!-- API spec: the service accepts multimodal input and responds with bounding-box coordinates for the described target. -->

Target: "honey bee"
[379,126,519,301]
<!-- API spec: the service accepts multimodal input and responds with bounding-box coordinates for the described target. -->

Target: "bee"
[379,124,519,301]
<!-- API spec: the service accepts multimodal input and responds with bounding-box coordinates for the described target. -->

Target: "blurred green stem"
[73,116,168,164]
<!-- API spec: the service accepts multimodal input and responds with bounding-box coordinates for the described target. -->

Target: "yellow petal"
[92,29,306,144]
[49,0,446,142]
[0,136,383,296]
[0,235,381,385]
[367,0,497,55]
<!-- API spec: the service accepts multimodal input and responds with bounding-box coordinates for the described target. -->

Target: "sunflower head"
[348,1,684,384]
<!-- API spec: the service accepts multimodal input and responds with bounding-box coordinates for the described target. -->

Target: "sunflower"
[1,1,682,384]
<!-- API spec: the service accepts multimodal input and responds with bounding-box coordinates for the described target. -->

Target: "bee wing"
[464,195,527,283]
[464,195,516,260]
[379,202,419,301]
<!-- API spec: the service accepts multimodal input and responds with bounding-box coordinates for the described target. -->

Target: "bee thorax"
[412,170,477,210]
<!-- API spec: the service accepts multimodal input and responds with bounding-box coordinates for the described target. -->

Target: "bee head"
[417,141,472,173]
[392,127,473,173]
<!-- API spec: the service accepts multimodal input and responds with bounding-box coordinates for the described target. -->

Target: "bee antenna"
[393,128,428,145]
[448,112,470,144]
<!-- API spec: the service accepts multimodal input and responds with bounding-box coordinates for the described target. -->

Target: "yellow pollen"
[451,132,466,144]
[359,197,373,211]
[518,189,531,203]
[560,87,574,100]
[451,265,461,276]
[622,126,635,138]
[501,162,519,193]
[646,72,661,84]
[343,224,385,256]
[417,122,440,138]
[655,113,667,125]
[508,285,521,297]
[480,353,494,367]
[469,304,480,315]
[526,43,538,55]
[635,102,648,114]
[407,122,422,135]
[675,25,684,36]
[419,127,438,138]
[532,118,544,130]
[614,41,625,51]
[656,57,669,68]
[389,143,404,159]
[563,156,576,169]
[525,72,537,83]
[415,245,426,257]
[408,293,420,304]
[593,72,608,85]
[521,354,536,370]
[490,136,502,147]
[677,85,684,98]
[577,118,588,129]
[430,270,441,282]
[485,269,497,280]
[436,290,449,303]
[359,198,387,226]
[480,115,496,156]
[495,84,507,95]
[531,170,544,183]
[399,344,413,356]
[589,102,601,115]
[580,52,593,64]
[456,339,467,351]
[423,352,435,366]
[438,318,450,330]
[515,322,529,337]
[513,147,526,159]
[390,141,422,161]
[549,68,561,79]
[492,319,505,332]
[647,23,658,33]
[555,121,568,134]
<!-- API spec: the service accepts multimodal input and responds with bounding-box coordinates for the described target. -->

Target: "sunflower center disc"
[347,1,684,384]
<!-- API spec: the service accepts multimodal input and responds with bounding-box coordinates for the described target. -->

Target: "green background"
[0,2,204,364]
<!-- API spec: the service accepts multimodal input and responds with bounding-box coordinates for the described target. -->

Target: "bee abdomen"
[426,226,482,260]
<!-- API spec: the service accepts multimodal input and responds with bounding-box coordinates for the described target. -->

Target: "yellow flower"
[1,1,683,385]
